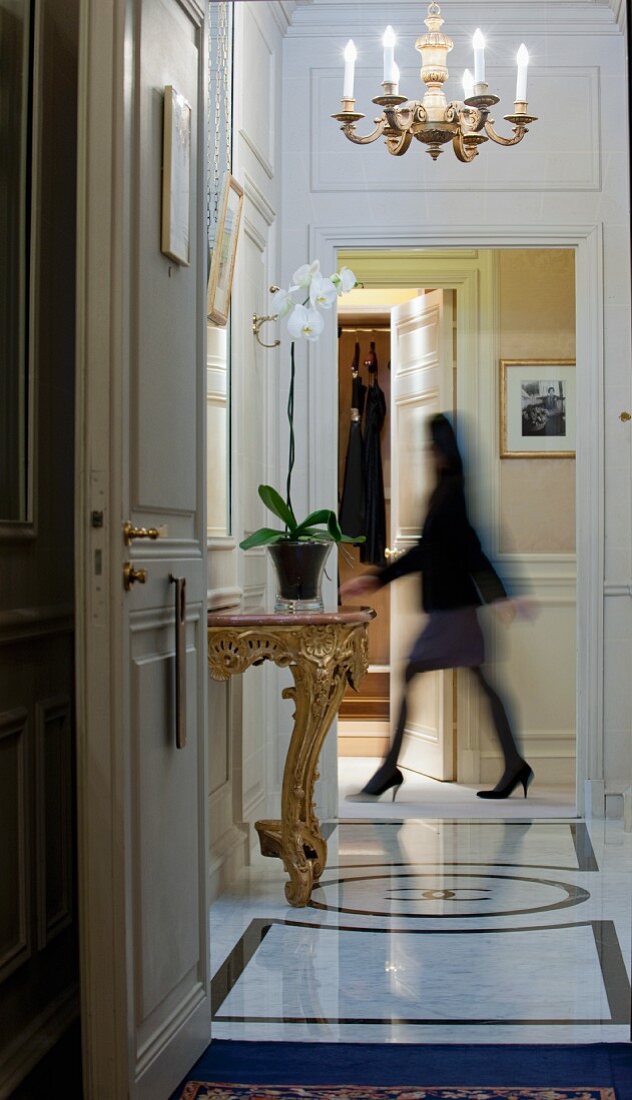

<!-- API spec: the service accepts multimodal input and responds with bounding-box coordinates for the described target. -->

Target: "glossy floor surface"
[210,778,631,1044]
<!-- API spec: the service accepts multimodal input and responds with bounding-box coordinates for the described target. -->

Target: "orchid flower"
[271,285,296,318]
[309,274,337,311]
[286,304,325,342]
[331,266,357,295]
[291,260,320,289]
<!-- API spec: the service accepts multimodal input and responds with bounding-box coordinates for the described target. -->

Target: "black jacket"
[378,475,506,612]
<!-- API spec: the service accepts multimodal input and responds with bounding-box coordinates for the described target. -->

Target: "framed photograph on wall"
[500,359,576,458]
[161,85,191,266]
[207,174,243,325]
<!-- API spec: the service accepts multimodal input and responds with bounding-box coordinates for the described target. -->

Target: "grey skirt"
[408,606,485,670]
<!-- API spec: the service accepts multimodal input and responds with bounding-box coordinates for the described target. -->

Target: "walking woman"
[340,413,533,802]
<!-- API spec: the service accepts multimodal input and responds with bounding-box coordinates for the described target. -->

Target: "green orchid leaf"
[326,512,344,541]
[293,509,335,536]
[239,527,287,550]
[295,528,333,541]
[340,533,366,543]
[257,485,297,530]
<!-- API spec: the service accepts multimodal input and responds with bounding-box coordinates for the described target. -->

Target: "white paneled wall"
[279,0,631,814]
[207,3,292,894]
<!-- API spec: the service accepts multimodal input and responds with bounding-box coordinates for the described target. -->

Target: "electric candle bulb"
[516,43,529,102]
[382,25,397,84]
[473,28,485,85]
[462,68,474,100]
[343,39,357,99]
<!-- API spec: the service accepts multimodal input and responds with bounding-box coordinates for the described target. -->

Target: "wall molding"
[313,66,601,194]
[0,708,30,984]
[35,696,73,951]
[0,605,74,645]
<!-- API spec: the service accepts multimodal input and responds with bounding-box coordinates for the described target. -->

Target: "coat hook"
[252,312,280,348]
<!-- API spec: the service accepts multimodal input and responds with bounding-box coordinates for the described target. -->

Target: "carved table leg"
[279,624,369,907]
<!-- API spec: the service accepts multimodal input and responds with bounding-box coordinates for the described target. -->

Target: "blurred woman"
[340,412,533,802]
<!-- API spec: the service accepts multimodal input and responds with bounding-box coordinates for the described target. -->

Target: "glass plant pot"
[268,541,332,613]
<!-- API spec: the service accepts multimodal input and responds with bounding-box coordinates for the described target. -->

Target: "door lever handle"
[384,546,404,560]
[123,521,167,545]
[123,563,148,590]
[169,575,187,749]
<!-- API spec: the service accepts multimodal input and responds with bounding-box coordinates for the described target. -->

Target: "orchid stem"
[286,341,296,527]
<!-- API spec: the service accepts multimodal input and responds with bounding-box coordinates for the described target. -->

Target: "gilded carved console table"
[207,607,375,907]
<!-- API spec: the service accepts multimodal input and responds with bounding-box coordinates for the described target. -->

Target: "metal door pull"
[169,575,187,749]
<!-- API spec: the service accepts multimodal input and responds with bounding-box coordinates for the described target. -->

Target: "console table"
[207,606,375,906]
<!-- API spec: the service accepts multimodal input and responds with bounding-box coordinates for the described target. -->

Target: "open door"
[390,290,455,780]
[76,1,209,1096]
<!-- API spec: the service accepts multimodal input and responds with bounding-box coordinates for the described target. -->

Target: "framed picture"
[207,175,244,325]
[500,359,576,458]
[161,85,191,265]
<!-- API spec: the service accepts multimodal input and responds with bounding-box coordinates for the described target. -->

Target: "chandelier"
[332,2,537,162]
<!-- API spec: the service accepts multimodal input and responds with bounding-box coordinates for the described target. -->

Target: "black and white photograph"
[500,359,575,458]
[521,380,567,437]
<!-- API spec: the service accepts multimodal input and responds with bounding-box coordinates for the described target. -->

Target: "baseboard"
[208,823,249,903]
[339,736,390,757]
[0,986,79,1099]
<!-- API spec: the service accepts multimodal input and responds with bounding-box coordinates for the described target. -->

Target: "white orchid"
[270,285,296,318]
[309,274,337,311]
[291,260,320,289]
[331,266,357,295]
[287,304,325,342]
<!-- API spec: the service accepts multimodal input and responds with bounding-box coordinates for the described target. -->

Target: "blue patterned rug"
[178,1086,614,1100]
[172,1042,632,1100]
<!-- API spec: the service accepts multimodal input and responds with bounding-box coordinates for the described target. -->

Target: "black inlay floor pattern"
[211,917,630,1026]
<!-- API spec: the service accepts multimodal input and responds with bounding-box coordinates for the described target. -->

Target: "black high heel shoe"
[476,761,534,800]
[347,767,404,803]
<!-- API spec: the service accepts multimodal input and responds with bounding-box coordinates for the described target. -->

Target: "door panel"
[390,291,454,780]
[77,0,210,1095]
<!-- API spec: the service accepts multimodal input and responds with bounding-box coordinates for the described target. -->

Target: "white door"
[390,290,455,780]
[76,2,209,1097]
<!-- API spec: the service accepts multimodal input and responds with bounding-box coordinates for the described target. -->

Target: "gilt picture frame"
[207,174,244,326]
[161,85,191,266]
[500,359,576,458]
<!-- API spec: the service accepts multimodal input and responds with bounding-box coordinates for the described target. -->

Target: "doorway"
[335,249,577,808]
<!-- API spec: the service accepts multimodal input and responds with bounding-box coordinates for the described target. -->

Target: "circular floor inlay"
[310,869,590,918]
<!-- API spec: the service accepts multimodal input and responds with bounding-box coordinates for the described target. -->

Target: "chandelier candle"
[332,1,538,164]
[516,44,529,103]
[473,28,485,86]
[343,39,356,99]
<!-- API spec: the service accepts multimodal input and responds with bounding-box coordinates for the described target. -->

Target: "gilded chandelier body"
[332,2,537,162]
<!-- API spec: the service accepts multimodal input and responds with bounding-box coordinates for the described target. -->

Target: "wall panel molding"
[0,708,30,983]
[35,696,73,950]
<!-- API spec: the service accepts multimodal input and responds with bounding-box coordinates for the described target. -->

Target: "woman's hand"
[339,573,381,600]
[492,596,539,624]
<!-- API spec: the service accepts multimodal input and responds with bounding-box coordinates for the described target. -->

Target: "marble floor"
[210,775,632,1044]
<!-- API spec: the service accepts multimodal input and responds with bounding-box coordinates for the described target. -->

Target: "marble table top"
[207,605,376,628]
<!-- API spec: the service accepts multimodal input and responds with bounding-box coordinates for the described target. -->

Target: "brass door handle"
[123,563,147,590]
[169,575,187,749]
[384,546,404,560]
[123,521,168,545]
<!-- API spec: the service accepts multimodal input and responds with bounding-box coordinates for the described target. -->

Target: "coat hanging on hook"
[361,341,387,567]
[339,341,366,539]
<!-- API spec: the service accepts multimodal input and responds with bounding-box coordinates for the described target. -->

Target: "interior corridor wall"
[279,0,631,814]
[207,1,290,895]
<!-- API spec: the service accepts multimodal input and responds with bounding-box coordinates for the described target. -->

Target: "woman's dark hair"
[429,413,464,478]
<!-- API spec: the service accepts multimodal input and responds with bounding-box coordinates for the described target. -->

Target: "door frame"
[310,222,603,819]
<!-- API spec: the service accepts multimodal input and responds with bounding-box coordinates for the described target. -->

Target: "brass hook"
[252,312,280,349]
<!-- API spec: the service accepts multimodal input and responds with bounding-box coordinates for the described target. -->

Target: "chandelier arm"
[384,101,423,134]
[484,120,529,147]
[385,130,414,156]
[340,118,388,145]
[452,132,480,163]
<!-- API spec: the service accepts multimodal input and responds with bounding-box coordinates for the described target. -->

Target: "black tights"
[365,660,523,794]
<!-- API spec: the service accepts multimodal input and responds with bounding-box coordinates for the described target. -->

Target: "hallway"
[209,810,631,1044]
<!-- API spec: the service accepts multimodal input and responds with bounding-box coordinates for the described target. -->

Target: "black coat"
[378,475,506,612]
